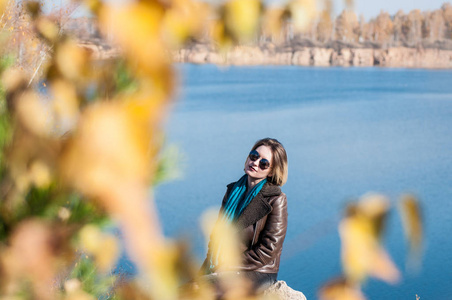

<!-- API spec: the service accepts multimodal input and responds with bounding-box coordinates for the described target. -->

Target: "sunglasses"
[248,150,271,170]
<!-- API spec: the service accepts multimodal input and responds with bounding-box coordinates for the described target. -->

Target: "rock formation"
[264,281,307,300]
[79,41,452,69]
[172,44,452,69]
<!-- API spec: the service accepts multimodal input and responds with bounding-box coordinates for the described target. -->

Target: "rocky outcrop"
[79,40,452,69]
[352,48,374,66]
[310,48,333,67]
[172,45,452,69]
[291,49,310,66]
[373,47,452,68]
[263,281,307,300]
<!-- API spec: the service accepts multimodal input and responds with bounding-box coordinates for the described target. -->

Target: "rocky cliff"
[173,45,452,69]
[264,281,307,300]
[78,41,452,69]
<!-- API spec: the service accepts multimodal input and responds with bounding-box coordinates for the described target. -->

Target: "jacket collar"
[259,181,281,197]
[225,180,281,230]
[225,180,281,197]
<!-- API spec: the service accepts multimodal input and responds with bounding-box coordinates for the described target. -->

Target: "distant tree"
[316,10,333,43]
[442,3,452,39]
[392,10,405,45]
[422,11,432,40]
[403,9,423,45]
[431,10,446,40]
[373,11,393,46]
[357,14,365,42]
[335,9,359,43]
[422,10,445,42]
[360,16,373,43]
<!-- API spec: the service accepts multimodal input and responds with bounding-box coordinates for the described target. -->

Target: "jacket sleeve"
[239,194,288,271]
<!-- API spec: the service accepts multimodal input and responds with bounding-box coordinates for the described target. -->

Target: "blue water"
[153,65,452,300]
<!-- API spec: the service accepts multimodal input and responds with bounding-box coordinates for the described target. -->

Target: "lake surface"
[153,64,452,300]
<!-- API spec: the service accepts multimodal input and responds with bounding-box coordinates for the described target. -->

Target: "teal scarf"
[209,175,267,270]
[221,175,267,223]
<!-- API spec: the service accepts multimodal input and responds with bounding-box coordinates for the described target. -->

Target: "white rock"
[263,280,307,300]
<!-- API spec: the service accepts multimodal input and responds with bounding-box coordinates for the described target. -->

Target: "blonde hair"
[250,138,288,186]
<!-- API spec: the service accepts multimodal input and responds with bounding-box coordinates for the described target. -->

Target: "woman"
[202,137,288,294]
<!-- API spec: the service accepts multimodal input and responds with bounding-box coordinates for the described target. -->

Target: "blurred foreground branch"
[0,0,327,299]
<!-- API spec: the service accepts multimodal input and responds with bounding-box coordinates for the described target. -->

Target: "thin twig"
[28,50,47,87]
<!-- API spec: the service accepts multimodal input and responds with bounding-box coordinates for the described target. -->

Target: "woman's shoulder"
[226,182,236,189]
[261,182,282,197]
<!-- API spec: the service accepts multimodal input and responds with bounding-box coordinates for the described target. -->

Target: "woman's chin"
[245,172,265,182]
[245,169,255,177]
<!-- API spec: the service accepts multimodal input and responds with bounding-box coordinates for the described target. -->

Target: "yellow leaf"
[16,91,52,136]
[399,195,423,257]
[1,68,26,93]
[368,247,400,284]
[65,290,96,300]
[99,2,168,76]
[288,0,317,33]
[79,225,120,272]
[123,86,169,131]
[356,194,389,216]
[83,0,102,13]
[96,235,120,271]
[355,194,390,240]
[56,40,89,81]
[319,277,366,300]
[51,79,80,132]
[201,210,241,272]
[36,17,59,41]
[262,7,287,40]
[79,225,103,254]
[211,19,233,50]
[1,0,6,13]
[340,217,375,283]
[224,0,261,43]
[199,211,252,298]
[340,195,400,284]
[149,242,180,300]
[29,160,52,187]
[162,0,210,47]
[61,102,151,198]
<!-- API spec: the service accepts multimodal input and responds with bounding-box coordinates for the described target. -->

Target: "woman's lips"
[248,165,257,172]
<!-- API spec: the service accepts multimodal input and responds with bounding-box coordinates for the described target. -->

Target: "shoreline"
[172,45,452,69]
[78,41,452,69]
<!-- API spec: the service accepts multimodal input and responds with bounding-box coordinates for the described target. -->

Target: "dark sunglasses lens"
[259,159,270,170]
[249,150,259,161]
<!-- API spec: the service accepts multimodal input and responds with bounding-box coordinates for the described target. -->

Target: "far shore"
[172,43,452,69]
[78,41,452,69]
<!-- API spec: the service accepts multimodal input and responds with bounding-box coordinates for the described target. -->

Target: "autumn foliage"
[300,4,452,48]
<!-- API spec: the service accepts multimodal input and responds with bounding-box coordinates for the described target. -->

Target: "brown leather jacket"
[203,181,288,274]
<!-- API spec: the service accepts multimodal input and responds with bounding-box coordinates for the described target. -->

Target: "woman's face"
[244,145,273,181]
